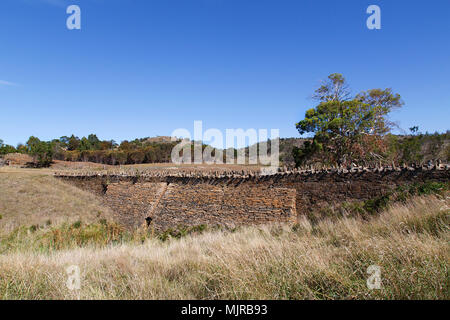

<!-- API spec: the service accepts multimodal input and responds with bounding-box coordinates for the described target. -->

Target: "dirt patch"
[3,153,33,166]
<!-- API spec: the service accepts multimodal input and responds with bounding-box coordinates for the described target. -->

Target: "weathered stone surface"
[152,184,296,230]
[105,182,167,228]
[55,166,450,230]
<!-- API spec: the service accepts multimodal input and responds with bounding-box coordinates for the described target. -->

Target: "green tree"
[59,136,70,148]
[99,139,115,150]
[0,139,17,155]
[26,136,53,167]
[16,143,28,154]
[119,140,132,150]
[128,150,145,164]
[294,73,403,166]
[67,135,80,151]
[114,151,128,165]
[87,134,100,149]
[78,137,92,152]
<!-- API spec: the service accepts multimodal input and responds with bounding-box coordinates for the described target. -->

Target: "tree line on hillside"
[0,135,232,167]
[0,135,181,167]
[2,130,448,169]
[1,74,448,168]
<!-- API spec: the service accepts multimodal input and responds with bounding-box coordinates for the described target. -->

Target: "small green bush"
[72,220,82,229]
[158,224,208,241]
[339,181,448,219]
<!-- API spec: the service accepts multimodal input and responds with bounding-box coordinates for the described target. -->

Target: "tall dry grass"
[0,194,448,300]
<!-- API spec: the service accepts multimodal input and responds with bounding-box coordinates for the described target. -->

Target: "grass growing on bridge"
[0,193,448,299]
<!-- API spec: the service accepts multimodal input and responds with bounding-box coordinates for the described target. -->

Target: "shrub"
[0,144,16,155]
[344,181,449,218]
[72,220,82,229]
[158,224,209,241]
[128,150,145,164]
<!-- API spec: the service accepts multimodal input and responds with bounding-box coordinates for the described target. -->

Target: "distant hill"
[143,136,177,144]
[244,137,308,165]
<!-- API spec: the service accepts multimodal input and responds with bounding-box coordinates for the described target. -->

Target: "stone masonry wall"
[56,166,449,230]
[153,184,296,230]
[105,182,167,229]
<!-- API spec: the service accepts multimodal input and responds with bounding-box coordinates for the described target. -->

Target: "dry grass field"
[2,156,263,176]
[0,167,448,299]
[0,168,113,234]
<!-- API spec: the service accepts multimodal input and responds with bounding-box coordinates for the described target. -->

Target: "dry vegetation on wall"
[0,194,448,299]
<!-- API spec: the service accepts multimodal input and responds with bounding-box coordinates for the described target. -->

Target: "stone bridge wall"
[56,166,449,230]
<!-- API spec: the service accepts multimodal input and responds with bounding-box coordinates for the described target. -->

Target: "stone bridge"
[55,165,450,230]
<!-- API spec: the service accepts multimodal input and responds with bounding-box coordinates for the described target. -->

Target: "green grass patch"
[340,181,449,219]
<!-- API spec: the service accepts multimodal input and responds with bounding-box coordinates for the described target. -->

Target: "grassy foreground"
[0,193,448,299]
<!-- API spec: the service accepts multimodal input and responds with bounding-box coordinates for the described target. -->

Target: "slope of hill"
[0,169,113,234]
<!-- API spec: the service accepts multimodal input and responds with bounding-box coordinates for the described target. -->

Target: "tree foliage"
[49,135,180,165]
[0,139,17,155]
[26,136,53,167]
[294,73,403,166]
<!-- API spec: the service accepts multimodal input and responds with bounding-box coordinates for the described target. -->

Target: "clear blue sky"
[1,0,449,147]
